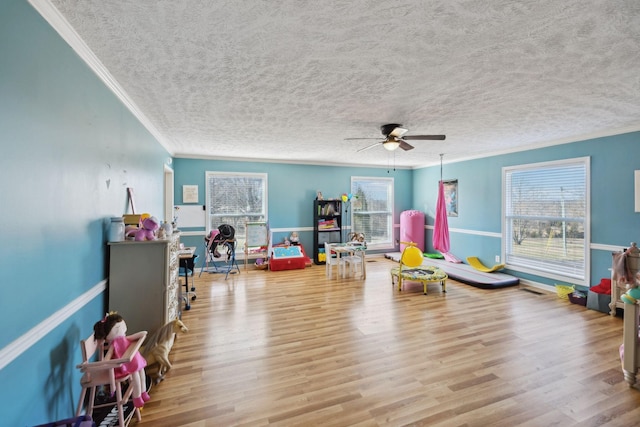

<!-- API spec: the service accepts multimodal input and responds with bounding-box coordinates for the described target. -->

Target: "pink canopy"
[433,180,450,253]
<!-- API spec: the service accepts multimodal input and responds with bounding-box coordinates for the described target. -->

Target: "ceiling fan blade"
[402,135,446,141]
[345,137,380,140]
[398,139,414,151]
[357,141,382,152]
[388,127,408,138]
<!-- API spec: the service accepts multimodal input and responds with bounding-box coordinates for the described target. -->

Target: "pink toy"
[400,210,425,252]
[93,312,150,408]
[126,216,160,241]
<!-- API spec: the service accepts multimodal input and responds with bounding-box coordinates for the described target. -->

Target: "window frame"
[350,176,395,250]
[502,157,590,285]
[205,171,268,254]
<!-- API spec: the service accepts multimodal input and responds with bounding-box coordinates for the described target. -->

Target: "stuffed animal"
[93,312,150,408]
[621,272,640,304]
[126,216,160,241]
[622,286,640,304]
[141,319,189,383]
[348,232,366,243]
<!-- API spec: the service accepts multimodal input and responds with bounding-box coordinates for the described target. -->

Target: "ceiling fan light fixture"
[383,138,401,151]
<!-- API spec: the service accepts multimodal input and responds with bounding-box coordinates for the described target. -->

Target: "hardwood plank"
[133,255,640,426]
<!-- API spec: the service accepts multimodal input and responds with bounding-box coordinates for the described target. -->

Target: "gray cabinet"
[108,233,180,335]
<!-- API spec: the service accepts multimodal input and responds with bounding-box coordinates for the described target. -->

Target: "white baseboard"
[519,279,556,295]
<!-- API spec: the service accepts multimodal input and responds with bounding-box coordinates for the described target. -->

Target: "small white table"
[327,243,366,279]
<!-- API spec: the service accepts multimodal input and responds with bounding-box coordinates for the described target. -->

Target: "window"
[351,176,394,250]
[205,172,267,253]
[503,157,590,284]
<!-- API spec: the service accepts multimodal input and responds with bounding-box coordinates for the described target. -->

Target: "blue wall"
[2,0,640,425]
[173,158,413,260]
[413,132,640,286]
[0,1,169,425]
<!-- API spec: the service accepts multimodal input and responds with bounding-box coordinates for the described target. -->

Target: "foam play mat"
[424,252,445,259]
[384,252,519,289]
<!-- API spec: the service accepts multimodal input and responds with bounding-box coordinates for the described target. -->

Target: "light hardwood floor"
[135,255,640,426]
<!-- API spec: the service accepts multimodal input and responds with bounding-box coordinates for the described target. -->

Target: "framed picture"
[443,179,458,217]
[182,185,199,203]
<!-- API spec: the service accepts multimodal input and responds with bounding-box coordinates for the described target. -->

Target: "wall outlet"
[495,255,501,263]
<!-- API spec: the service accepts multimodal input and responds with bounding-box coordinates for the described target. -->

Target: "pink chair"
[75,332,147,427]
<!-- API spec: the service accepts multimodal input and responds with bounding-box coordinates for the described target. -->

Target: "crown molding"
[27,0,174,155]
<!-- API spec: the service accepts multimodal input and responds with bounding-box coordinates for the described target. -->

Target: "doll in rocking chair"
[93,312,150,408]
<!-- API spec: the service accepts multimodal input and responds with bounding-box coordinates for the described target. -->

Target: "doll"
[290,232,300,245]
[93,312,150,408]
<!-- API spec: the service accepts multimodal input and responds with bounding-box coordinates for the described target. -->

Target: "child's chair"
[75,332,147,427]
[324,242,344,279]
[180,254,198,310]
[342,245,366,279]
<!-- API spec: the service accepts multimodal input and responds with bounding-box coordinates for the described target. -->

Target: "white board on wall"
[177,205,205,228]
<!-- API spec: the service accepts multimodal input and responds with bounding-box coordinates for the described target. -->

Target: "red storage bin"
[270,245,310,271]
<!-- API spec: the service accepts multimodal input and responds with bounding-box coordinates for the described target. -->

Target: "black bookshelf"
[313,199,342,264]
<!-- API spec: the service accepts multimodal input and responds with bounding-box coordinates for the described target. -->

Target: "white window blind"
[503,157,589,284]
[351,176,394,249]
[205,172,267,252]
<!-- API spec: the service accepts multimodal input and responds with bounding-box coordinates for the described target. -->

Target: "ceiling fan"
[346,123,446,152]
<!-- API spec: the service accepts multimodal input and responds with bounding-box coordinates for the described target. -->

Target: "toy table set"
[269,244,311,271]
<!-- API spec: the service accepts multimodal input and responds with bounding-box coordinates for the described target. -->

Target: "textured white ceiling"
[45,0,640,168]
